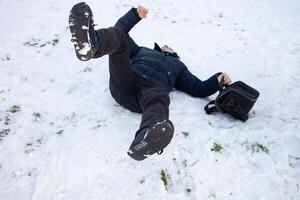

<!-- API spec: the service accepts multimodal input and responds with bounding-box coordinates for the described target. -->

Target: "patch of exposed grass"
[185,188,192,193]
[83,67,92,72]
[8,105,21,113]
[182,159,188,167]
[56,130,64,135]
[4,114,10,125]
[0,129,10,141]
[255,143,269,154]
[241,140,269,154]
[25,143,34,154]
[52,35,59,46]
[1,54,10,61]
[211,142,223,153]
[181,131,189,137]
[37,138,43,144]
[140,179,145,184]
[32,112,41,121]
[24,35,59,48]
[160,170,169,191]
[24,38,41,47]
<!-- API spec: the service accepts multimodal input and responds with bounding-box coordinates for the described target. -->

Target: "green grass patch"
[32,112,41,121]
[56,130,64,135]
[160,170,169,191]
[241,140,269,154]
[4,114,10,125]
[24,35,59,48]
[185,188,192,193]
[8,105,21,113]
[254,143,269,154]
[181,131,189,137]
[211,142,223,153]
[0,129,10,141]
[140,179,145,184]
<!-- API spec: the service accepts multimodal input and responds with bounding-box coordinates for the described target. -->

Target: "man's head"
[161,45,175,54]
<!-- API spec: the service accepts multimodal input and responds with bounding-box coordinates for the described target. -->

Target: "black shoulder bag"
[204,81,260,122]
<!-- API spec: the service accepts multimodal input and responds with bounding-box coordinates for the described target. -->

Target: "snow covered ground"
[0,0,300,199]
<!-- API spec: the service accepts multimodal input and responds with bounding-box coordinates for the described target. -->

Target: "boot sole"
[69,2,93,61]
[127,120,174,161]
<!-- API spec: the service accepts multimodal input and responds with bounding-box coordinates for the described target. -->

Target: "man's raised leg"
[69,2,139,112]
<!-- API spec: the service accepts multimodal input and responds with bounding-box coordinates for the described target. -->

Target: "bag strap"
[204,100,218,114]
[204,82,229,115]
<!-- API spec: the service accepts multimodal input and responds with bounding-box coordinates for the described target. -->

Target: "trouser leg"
[93,27,141,112]
[128,36,140,58]
[137,82,170,131]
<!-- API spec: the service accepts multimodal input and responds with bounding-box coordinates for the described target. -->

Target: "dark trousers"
[93,27,170,133]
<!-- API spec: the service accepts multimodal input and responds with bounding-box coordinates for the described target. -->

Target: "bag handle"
[218,81,229,92]
[204,100,218,114]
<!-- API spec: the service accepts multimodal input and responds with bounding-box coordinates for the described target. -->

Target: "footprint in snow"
[285,135,300,168]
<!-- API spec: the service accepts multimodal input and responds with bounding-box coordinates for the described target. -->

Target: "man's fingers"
[224,74,232,84]
[224,76,229,83]
[218,73,232,84]
[137,5,146,11]
[137,5,148,18]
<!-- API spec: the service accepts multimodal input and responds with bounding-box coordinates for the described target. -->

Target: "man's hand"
[218,73,232,85]
[137,5,148,18]
[161,45,175,53]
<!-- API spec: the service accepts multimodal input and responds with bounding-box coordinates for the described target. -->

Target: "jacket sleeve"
[114,8,142,33]
[179,70,222,98]
[197,72,222,97]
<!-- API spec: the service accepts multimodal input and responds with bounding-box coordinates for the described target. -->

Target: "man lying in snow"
[69,3,232,161]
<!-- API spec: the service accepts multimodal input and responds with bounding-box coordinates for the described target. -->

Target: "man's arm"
[188,72,232,98]
[114,5,148,33]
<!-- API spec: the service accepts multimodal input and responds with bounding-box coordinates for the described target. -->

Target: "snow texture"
[0,0,300,199]
[78,42,90,56]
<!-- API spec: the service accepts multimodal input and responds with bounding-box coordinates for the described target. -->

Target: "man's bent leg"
[127,84,174,161]
[69,2,140,112]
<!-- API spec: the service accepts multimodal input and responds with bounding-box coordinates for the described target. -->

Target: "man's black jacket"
[114,8,220,95]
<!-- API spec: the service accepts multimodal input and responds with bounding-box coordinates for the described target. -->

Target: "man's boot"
[69,2,101,61]
[127,120,174,161]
